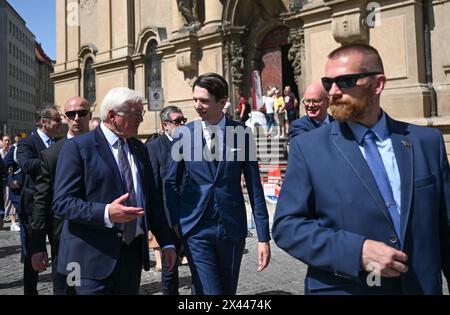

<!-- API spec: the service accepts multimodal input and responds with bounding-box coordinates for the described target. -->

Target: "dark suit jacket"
[16,133,47,217]
[30,137,67,256]
[290,115,334,138]
[165,119,271,243]
[147,133,174,226]
[52,127,173,280]
[272,116,450,294]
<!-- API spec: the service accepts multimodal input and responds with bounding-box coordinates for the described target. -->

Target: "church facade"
[52,0,450,154]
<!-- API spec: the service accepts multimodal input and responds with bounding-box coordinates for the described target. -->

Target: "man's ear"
[219,97,227,110]
[374,75,386,96]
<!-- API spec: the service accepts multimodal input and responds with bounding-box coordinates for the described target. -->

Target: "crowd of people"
[1,43,449,296]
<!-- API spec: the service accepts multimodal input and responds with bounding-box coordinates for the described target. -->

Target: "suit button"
[389,235,398,244]
[117,232,123,238]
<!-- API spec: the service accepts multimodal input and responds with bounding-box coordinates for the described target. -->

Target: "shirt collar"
[313,114,331,125]
[67,132,74,139]
[164,132,173,142]
[37,129,51,145]
[347,110,389,145]
[100,122,121,147]
[201,115,226,131]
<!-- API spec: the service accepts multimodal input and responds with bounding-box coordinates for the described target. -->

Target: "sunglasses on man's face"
[321,72,382,92]
[167,117,187,125]
[65,110,90,120]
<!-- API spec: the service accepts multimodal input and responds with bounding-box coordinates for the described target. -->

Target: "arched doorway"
[256,27,298,100]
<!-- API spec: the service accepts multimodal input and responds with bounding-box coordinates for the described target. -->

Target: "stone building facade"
[52,0,450,157]
[0,0,38,136]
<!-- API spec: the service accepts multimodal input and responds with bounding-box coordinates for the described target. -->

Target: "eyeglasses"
[166,117,187,125]
[116,110,146,118]
[321,72,382,92]
[302,98,323,106]
[43,116,62,123]
[65,110,90,120]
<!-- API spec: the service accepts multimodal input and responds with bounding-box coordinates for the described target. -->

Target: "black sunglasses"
[321,72,382,92]
[167,117,187,125]
[65,110,90,120]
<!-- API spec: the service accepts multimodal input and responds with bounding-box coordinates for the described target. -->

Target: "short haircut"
[99,87,144,121]
[160,105,182,122]
[192,73,228,102]
[328,44,384,73]
[38,104,59,120]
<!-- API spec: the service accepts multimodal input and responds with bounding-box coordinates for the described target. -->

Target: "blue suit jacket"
[52,127,173,280]
[273,116,450,294]
[165,119,270,243]
[290,115,335,138]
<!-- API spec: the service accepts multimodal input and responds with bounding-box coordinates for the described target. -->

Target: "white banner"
[252,70,263,110]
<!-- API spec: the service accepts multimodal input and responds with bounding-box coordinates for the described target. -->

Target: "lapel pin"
[401,140,412,148]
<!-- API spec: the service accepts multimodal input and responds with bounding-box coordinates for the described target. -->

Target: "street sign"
[148,88,164,111]
[263,183,281,204]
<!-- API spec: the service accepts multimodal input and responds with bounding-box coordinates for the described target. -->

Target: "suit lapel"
[387,117,413,246]
[331,123,395,226]
[94,128,124,193]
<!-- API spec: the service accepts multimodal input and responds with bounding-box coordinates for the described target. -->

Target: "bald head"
[327,44,384,73]
[303,82,329,122]
[63,96,91,136]
[64,97,90,112]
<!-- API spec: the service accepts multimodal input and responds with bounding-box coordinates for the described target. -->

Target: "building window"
[83,57,96,104]
[145,40,161,99]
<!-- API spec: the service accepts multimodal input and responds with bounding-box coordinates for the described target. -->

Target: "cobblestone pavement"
[1,220,447,295]
[0,221,306,295]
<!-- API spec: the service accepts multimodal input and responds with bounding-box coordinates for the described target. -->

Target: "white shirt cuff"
[104,204,113,228]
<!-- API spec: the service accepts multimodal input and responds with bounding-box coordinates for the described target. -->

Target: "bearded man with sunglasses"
[290,82,334,138]
[29,97,91,294]
[273,44,450,294]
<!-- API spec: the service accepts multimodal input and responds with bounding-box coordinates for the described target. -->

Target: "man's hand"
[31,251,49,272]
[108,193,144,224]
[10,180,21,189]
[162,247,177,272]
[257,241,271,272]
[361,239,408,277]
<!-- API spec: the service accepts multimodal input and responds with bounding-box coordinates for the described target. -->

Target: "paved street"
[0,220,307,295]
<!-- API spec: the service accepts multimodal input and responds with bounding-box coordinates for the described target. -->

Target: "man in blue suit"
[273,44,450,294]
[289,82,334,138]
[53,87,176,294]
[147,105,187,295]
[165,73,271,295]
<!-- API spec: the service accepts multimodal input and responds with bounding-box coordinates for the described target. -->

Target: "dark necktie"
[208,127,220,167]
[363,131,401,239]
[117,138,137,245]
[47,138,54,147]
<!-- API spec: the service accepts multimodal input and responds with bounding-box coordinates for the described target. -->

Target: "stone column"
[203,0,223,31]
[55,0,67,72]
[66,0,80,70]
[96,0,112,63]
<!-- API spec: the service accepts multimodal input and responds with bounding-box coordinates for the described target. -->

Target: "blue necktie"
[363,131,401,239]
[117,139,137,245]
[47,138,54,147]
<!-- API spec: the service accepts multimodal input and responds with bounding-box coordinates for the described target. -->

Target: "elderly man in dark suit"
[165,73,271,295]
[30,97,91,294]
[17,105,62,295]
[147,105,187,295]
[273,44,450,294]
[289,82,334,138]
[52,87,176,294]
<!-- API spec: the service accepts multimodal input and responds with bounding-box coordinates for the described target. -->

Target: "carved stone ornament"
[176,50,198,72]
[332,13,369,44]
[288,32,304,80]
[80,0,97,16]
[229,41,245,84]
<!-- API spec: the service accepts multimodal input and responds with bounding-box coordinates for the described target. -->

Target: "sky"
[7,0,55,60]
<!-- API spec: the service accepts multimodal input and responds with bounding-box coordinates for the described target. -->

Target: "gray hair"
[160,106,183,122]
[99,87,144,121]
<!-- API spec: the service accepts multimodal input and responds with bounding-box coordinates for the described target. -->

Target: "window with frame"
[83,57,96,104]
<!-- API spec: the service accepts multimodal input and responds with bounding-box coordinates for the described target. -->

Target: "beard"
[329,87,374,123]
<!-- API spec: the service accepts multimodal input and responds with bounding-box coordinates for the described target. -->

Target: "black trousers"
[20,214,38,295]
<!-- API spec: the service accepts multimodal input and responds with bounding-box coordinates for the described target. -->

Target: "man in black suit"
[30,97,91,294]
[147,105,187,295]
[289,83,334,138]
[17,104,62,295]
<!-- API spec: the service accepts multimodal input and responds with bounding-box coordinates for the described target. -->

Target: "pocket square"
[230,148,241,152]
